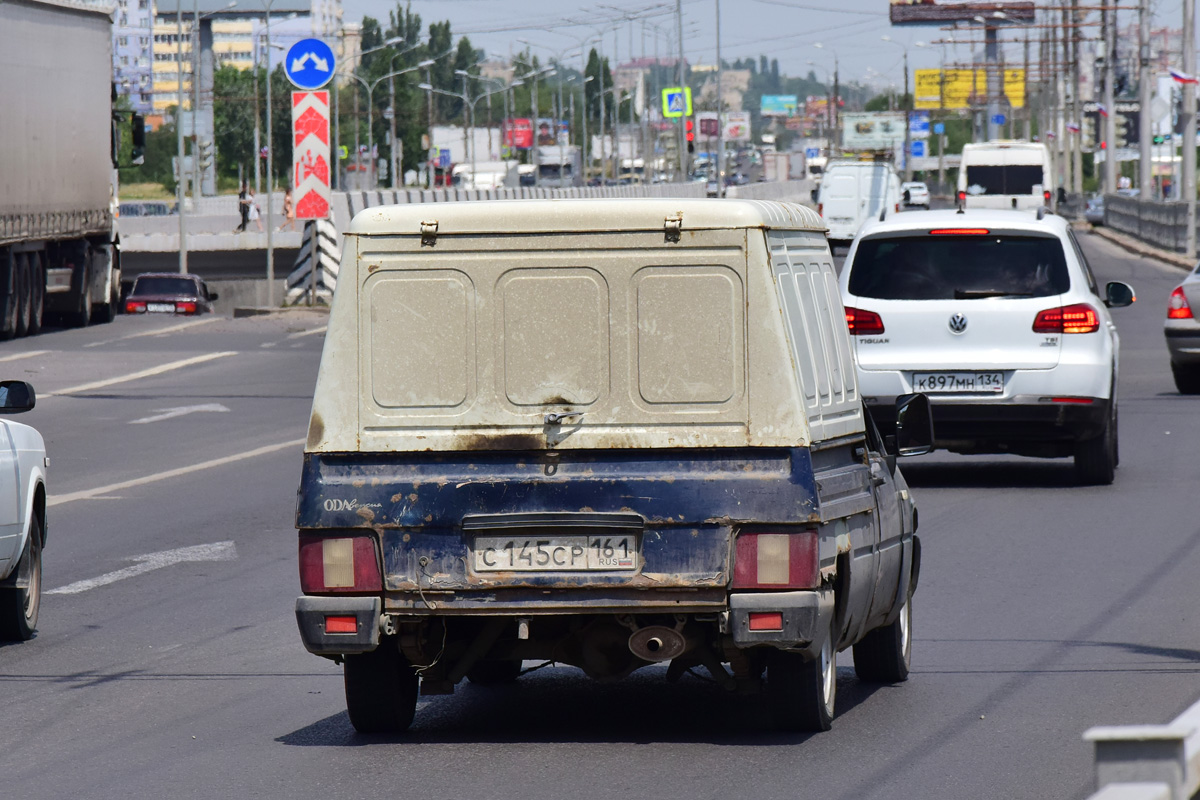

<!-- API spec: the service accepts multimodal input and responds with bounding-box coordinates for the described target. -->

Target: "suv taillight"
[1168,287,1194,319]
[733,531,819,590]
[299,535,382,593]
[1033,303,1100,334]
[845,306,885,335]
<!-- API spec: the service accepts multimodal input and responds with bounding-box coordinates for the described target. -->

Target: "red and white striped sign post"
[291,90,331,219]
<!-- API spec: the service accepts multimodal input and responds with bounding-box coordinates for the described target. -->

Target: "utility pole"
[1185,0,1196,257]
[1023,30,1032,140]
[1103,0,1118,193]
[715,0,724,196]
[390,71,399,188]
[1060,0,1072,191]
[265,5,275,306]
[176,5,187,274]
[1071,4,1083,197]
[1139,0,1152,197]
[675,0,687,180]
[903,46,911,181]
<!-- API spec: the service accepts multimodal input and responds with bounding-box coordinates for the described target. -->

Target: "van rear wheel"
[343,640,419,734]
[767,628,836,732]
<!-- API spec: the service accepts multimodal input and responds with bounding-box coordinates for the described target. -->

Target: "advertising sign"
[841,112,907,149]
[291,90,331,219]
[535,118,569,147]
[760,94,799,116]
[724,110,752,141]
[914,69,1026,109]
[503,118,533,149]
[890,1,1035,26]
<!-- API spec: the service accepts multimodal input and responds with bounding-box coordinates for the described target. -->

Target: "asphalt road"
[0,233,1197,800]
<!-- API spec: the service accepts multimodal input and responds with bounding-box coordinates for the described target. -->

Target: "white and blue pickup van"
[294,198,931,734]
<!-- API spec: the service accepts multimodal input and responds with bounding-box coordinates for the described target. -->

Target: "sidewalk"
[1086,225,1195,271]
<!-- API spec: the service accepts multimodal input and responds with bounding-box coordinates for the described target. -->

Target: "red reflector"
[1049,397,1094,404]
[175,301,197,314]
[325,615,358,634]
[929,228,990,235]
[1168,287,1194,319]
[845,306,884,335]
[748,612,784,631]
[1033,303,1100,334]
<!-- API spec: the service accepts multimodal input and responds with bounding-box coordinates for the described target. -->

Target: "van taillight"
[1033,303,1100,334]
[298,535,382,593]
[733,531,819,590]
[1168,287,1194,319]
[818,203,823,215]
[845,306,885,335]
[1043,190,1052,204]
[957,190,966,204]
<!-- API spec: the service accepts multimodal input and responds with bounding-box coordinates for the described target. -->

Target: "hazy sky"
[339,0,1193,93]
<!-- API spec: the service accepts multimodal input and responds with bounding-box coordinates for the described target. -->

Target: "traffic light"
[686,117,694,153]
[1116,111,1139,147]
[198,139,214,170]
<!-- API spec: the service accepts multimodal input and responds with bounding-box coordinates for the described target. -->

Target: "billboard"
[761,94,799,116]
[536,118,569,147]
[889,1,1035,26]
[841,112,907,149]
[503,118,533,149]
[725,110,752,141]
[914,69,1026,109]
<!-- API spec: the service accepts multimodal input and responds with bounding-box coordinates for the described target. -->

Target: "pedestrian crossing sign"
[661,87,692,118]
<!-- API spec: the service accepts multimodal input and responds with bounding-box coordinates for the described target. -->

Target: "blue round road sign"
[285,38,336,90]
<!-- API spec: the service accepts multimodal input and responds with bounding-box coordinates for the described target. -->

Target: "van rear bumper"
[296,596,381,655]
[729,588,834,656]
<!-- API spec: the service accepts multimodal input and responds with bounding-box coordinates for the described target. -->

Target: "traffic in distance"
[3,0,1199,796]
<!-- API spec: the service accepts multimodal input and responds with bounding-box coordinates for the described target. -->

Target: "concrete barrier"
[1082,694,1200,800]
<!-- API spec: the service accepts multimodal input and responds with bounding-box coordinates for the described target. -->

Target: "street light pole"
[715,0,724,196]
[675,0,686,180]
[1184,0,1196,257]
[264,2,274,306]
[176,2,187,274]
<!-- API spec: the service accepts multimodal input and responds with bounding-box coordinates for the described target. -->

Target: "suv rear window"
[965,165,1044,195]
[848,234,1070,300]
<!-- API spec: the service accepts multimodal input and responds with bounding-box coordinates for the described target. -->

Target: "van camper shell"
[295,198,924,734]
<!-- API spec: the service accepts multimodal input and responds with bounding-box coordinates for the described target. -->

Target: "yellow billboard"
[914,69,1025,110]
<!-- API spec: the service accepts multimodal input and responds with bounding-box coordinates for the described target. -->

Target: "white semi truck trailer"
[0,0,142,338]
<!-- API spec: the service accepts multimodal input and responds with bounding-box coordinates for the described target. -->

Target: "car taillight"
[1168,287,1194,319]
[125,301,146,314]
[845,306,885,335]
[817,203,823,215]
[733,531,819,590]
[1033,303,1100,334]
[175,301,197,314]
[894,203,900,213]
[298,534,382,594]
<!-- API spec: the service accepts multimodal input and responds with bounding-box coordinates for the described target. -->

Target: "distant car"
[1085,195,1105,225]
[1166,266,1200,393]
[0,380,46,641]
[124,273,218,316]
[901,181,931,208]
[840,209,1136,485]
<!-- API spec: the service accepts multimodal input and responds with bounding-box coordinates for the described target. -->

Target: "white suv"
[0,380,46,640]
[839,210,1135,484]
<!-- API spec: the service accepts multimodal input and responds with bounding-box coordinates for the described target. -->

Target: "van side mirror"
[131,113,146,166]
[1105,281,1135,308]
[0,381,36,414]
[894,393,933,456]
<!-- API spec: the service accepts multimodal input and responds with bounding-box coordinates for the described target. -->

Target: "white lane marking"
[83,317,220,348]
[46,541,238,595]
[48,437,305,507]
[42,352,237,398]
[129,402,230,425]
[0,350,51,363]
[287,325,327,339]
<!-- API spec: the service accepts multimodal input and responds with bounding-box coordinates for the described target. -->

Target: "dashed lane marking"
[46,541,238,595]
[42,351,237,398]
[0,350,51,363]
[83,317,220,348]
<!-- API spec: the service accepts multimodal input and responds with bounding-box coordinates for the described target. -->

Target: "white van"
[958,141,1053,211]
[294,198,932,735]
[816,161,903,248]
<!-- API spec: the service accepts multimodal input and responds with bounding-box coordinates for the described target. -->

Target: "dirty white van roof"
[347,197,826,236]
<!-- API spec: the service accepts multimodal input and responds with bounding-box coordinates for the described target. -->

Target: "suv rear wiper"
[954,289,1034,299]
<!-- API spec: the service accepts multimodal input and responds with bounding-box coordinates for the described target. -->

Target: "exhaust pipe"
[628,625,696,663]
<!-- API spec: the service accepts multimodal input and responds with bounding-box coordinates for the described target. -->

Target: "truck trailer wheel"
[852,593,912,683]
[767,628,837,732]
[26,253,44,335]
[343,640,419,734]
[66,265,91,328]
[0,250,17,340]
[0,515,43,642]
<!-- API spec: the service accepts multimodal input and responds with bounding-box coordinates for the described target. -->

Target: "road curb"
[1087,226,1194,271]
[233,306,330,318]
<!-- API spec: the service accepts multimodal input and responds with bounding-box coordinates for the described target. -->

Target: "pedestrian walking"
[248,187,263,232]
[278,187,296,231]
[234,181,250,232]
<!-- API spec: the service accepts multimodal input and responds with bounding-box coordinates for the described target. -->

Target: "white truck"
[0,0,143,339]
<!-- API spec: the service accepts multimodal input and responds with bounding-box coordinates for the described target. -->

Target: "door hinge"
[420,220,439,246]
[664,213,683,243]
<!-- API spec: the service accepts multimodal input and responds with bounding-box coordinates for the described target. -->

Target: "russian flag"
[1096,103,1109,117]
[1067,121,1081,133]
[1171,68,1199,84]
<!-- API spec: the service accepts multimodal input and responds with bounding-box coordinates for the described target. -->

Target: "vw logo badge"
[948,313,968,334]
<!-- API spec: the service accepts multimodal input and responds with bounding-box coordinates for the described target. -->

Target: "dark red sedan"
[124,273,217,316]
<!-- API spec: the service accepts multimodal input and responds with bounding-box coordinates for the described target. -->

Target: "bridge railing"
[1104,194,1195,254]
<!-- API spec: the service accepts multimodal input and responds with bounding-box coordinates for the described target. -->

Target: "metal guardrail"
[1103,194,1197,254]
[1082,694,1200,800]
